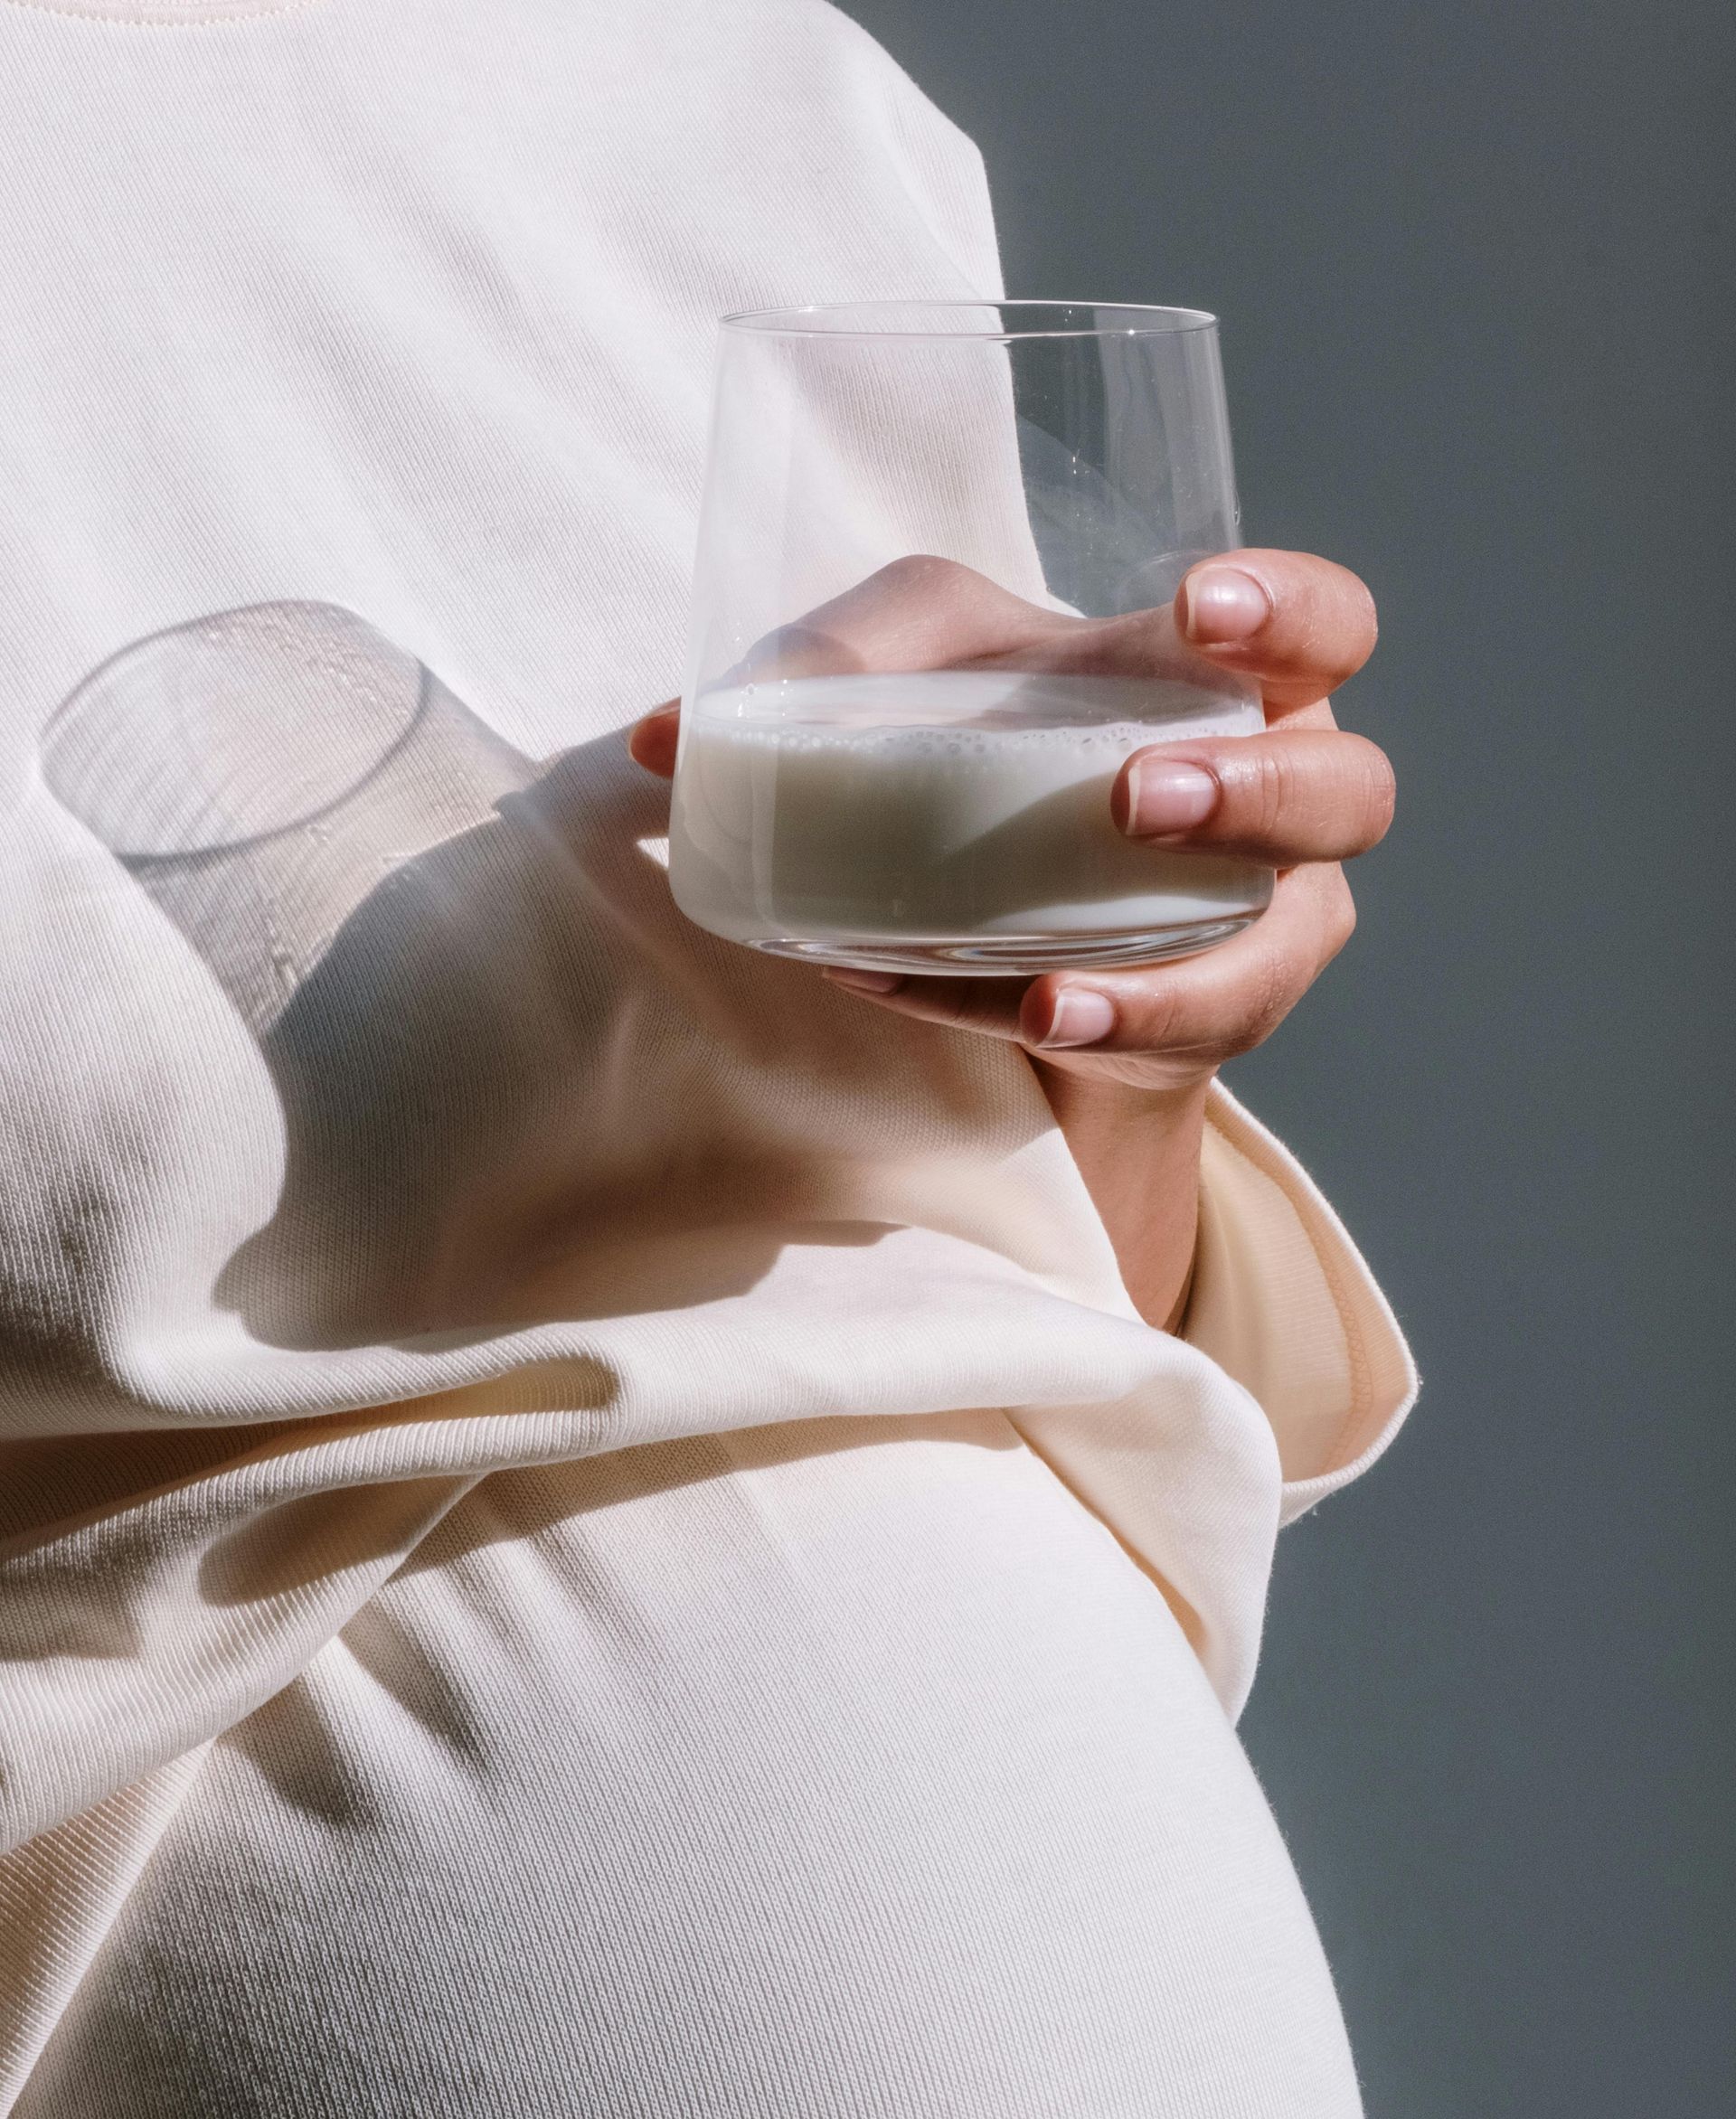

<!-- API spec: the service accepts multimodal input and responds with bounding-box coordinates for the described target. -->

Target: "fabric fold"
[1189,1082,1419,1525]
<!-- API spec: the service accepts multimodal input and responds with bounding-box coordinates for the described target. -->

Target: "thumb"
[627,699,680,777]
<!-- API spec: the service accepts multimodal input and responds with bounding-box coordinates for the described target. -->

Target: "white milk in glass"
[668,669,1272,973]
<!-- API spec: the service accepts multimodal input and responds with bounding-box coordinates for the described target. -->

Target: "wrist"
[1030,1063,1213,1330]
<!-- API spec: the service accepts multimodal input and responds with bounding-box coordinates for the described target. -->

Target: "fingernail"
[1182,565,1270,645]
[824,967,904,994]
[1124,758,1219,837]
[1039,989,1116,1049]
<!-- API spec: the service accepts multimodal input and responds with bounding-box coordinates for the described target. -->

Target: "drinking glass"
[668,299,1273,975]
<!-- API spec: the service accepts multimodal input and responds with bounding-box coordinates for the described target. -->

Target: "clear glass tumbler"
[667,300,1273,976]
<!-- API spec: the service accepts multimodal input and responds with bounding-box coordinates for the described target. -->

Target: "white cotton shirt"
[0,0,1416,2111]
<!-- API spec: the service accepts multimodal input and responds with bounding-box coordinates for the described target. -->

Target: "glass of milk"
[669,301,1272,974]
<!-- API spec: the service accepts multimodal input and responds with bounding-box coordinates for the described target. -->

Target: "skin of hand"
[629,550,1393,1331]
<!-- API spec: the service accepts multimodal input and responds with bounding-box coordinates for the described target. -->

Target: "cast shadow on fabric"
[38,603,898,1357]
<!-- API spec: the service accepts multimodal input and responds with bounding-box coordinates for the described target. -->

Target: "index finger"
[1175,549,1378,712]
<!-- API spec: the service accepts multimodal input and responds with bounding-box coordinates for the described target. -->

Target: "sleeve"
[1184,1081,1419,1527]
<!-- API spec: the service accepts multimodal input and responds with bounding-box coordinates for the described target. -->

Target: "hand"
[630,550,1392,1324]
[631,548,1390,1087]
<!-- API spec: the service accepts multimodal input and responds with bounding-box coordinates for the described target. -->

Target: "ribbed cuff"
[1185,1081,1418,1526]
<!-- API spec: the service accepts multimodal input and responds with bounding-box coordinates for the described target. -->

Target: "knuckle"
[951,984,1021,1038]
[1218,951,1295,1058]
[1338,568,1380,673]
[1262,745,1305,836]
[1354,739,1397,844]
[1355,571,1380,647]
[1322,876,1359,959]
[1222,744,1297,841]
[1346,566,1378,640]
[1122,980,1186,1053]
[876,552,970,599]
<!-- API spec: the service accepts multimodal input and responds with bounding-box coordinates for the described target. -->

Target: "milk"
[668,670,1271,972]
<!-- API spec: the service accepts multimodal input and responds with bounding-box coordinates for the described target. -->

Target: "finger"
[822,862,1354,1066]
[627,699,681,776]
[1113,725,1395,863]
[821,963,1028,1041]
[1021,864,1354,1063]
[1175,549,1378,710]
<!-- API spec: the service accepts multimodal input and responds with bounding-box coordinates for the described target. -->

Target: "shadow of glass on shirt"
[38,603,901,1358]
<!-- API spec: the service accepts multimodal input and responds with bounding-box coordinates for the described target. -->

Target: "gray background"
[841,2,1733,2113]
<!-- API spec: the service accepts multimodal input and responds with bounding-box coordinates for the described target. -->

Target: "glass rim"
[718,298,1221,343]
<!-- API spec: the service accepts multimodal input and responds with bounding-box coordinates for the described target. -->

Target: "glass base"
[746,914,1260,976]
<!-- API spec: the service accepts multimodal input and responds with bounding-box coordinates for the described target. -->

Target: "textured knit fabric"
[0,0,1416,2111]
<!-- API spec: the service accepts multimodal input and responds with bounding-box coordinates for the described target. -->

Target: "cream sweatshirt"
[0,0,1416,2110]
